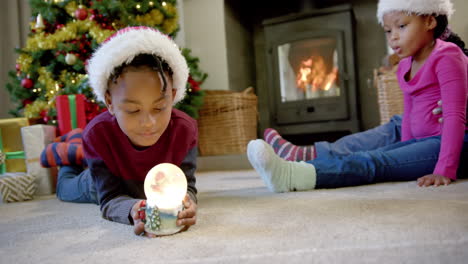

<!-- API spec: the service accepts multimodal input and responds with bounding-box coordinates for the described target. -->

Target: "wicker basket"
[198,87,258,156]
[374,68,403,124]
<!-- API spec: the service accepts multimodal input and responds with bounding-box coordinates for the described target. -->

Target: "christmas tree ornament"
[6,0,206,121]
[75,5,88,20]
[65,53,78,65]
[22,99,33,107]
[35,14,45,30]
[21,78,34,89]
[142,163,187,236]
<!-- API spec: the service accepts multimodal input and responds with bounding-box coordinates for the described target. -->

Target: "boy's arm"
[180,147,198,203]
[83,126,139,225]
[88,158,140,225]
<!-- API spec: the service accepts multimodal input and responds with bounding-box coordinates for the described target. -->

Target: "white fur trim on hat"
[87,27,189,105]
[377,0,455,24]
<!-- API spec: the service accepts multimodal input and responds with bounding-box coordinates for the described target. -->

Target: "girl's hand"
[432,100,443,123]
[131,200,157,238]
[177,194,197,231]
[417,174,451,187]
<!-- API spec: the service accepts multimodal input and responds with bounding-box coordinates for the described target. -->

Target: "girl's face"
[383,11,436,61]
[105,68,176,148]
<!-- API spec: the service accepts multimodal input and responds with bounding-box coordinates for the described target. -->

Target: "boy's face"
[382,11,436,60]
[105,68,176,148]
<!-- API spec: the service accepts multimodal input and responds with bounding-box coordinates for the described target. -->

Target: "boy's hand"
[417,174,451,187]
[177,194,197,230]
[131,200,157,238]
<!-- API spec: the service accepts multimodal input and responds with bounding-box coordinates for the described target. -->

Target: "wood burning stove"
[262,5,360,135]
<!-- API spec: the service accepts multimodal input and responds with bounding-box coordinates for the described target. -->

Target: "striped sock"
[41,128,86,167]
[263,128,315,161]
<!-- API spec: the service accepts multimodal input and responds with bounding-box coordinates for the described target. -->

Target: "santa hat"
[87,26,189,105]
[377,0,455,24]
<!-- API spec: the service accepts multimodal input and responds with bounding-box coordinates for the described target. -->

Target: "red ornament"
[188,76,201,92]
[21,78,34,89]
[22,99,33,106]
[15,64,20,72]
[75,7,88,20]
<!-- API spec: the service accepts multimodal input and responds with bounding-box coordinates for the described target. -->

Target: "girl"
[247,0,467,192]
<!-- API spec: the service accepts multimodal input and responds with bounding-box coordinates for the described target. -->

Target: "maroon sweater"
[83,109,198,225]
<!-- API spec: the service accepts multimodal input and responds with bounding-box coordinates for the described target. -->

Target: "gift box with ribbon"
[0,118,36,203]
[0,172,36,203]
[56,94,87,136]
[0,118,28,173]
[21,125,57,195]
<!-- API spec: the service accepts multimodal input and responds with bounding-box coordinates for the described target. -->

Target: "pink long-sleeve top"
[396,39,468,180]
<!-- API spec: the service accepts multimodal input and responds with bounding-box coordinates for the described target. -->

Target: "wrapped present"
[21,125,57,195]
[0,118,29,173]
[0,172,36,203]
[56,94,87,136]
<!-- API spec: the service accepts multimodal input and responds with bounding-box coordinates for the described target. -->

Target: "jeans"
[56,165,98,204]
[310,115,468,188]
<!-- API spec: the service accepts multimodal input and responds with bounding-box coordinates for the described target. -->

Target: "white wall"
[0,0,30,118]
[183,0,229,91]
[174,0,185,47]
[452,0,468,42]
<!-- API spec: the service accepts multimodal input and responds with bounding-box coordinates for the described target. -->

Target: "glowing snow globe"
[143,163,187,236]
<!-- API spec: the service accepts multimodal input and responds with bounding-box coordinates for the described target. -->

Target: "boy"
[57,27,198,237]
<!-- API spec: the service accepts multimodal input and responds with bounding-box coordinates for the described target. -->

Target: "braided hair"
[434,15,468,56]
[108,54,174,92]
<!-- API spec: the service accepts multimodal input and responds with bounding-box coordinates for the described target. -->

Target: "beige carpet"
[1,170,468,263]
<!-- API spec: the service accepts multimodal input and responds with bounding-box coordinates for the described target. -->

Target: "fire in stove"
[296,53,340,99]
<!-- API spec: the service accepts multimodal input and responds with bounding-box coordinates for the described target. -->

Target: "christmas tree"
[5,0,207,125]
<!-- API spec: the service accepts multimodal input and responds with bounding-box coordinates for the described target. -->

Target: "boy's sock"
[41,142,86,168]
[263,128,315,161]
[54,128,84,143]
[41,129,86,168]
[247,139,316,193]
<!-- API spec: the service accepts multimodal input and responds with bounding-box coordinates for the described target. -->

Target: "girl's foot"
[263,128,315,161]
[247,139,316,193]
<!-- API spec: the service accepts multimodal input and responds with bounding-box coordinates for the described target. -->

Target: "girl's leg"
[264,128,315,161]
[264,115,403,161]
[250,132,467,192]
[315,115,403,158]
[312,136,442,189]
[56,166,98,204]
[247,139,316,193]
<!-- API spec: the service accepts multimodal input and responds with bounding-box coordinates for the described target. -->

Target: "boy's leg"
[315,115,403,158]
[56,166,98,204]
[312,136,441,189]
